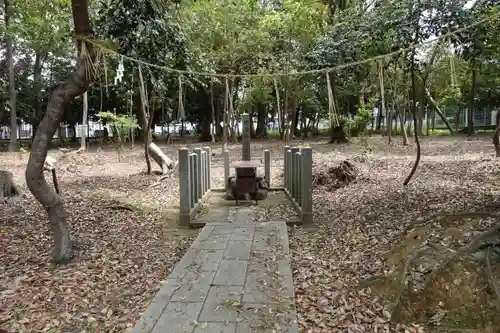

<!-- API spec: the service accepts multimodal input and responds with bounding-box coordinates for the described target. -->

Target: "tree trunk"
[426,104,430,136]
[199,116,212,142]
[376,106,382,131]
[5,0,18,152]
[432,107,436,130]
[493,111,500,157]
[148,142,175,174]
[210,80,216,142]
[467,56,476,136]
[403,0,422,186]
[80,92,88,150]
[249,111,256,138]
[378,61,389,143]
[417,88,424,135]
[25,0,96,264]
[399,107,409,146]
[425,88,454,134]
[256,104,267,138]
[138,65,152,174]
[215,86,222,139]
[32,52,44,138]
[291,97,298,138]
[129,91,135,148]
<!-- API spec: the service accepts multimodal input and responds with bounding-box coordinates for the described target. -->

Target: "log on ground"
[147,143,175,175]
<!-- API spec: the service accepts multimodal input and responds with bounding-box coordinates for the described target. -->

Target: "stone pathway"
[133,215,298,333]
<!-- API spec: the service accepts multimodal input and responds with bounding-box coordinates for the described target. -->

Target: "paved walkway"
[133,209,298,333]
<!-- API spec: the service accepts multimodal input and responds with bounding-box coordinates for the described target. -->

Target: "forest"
[1,0,498,146]
[1,0,500,332]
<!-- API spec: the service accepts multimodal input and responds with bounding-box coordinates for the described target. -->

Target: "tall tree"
[25,0,96,264]
[4,0,18,151]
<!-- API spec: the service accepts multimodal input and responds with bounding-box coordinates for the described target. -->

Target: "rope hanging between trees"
[79,11,499,79]
[326,71,338,127]
[448,38,457,88]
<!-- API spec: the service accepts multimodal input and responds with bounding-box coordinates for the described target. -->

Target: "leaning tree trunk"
[148,142,175,174]
[25,0,96,264]
[425,88,454,134]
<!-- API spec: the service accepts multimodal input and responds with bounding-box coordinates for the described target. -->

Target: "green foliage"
[340,116,355,136]
[97,111,139,141]
[2,0,499,141]
[351,98,374,137]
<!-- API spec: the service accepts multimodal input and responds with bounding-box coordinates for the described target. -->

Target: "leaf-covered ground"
[289,135,500,333]
[0,147,198,333]
[2,136,500,333]
[0,140,293,333]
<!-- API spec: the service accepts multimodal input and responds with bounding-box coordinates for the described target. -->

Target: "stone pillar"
[283,145,290,190]
[297,152,302,206]
[189,153,198,204]
[293,151,300,200]
[285,149,292,192]
[301,147,313,225]
[202,146,212,190]
[223,149,230,190]
[178,148,191,226]
[194,148,203,199]
[290,147,300,199]
[241,113,251,161]
[201,151,207,195]
[264,150,271,187]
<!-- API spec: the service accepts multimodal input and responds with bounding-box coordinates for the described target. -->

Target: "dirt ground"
[1,135,500,333]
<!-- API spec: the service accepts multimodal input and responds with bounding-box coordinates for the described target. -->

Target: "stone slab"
[132,216,297,333]
[232,160,261,168]
[223,241,252,260]
[193,323,236,333]
[151,302,204,333]
[213,259,248,285]
[198,285,243,322]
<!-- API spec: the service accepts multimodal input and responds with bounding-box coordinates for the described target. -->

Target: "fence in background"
[283,146,313,225]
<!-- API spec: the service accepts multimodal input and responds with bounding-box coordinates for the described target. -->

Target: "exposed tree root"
[103,204,136,212]
[403,211,499,234]
[392,218,500,319]
[424,221,500,286]
[391,245,431,316]
[485,246,500,310]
